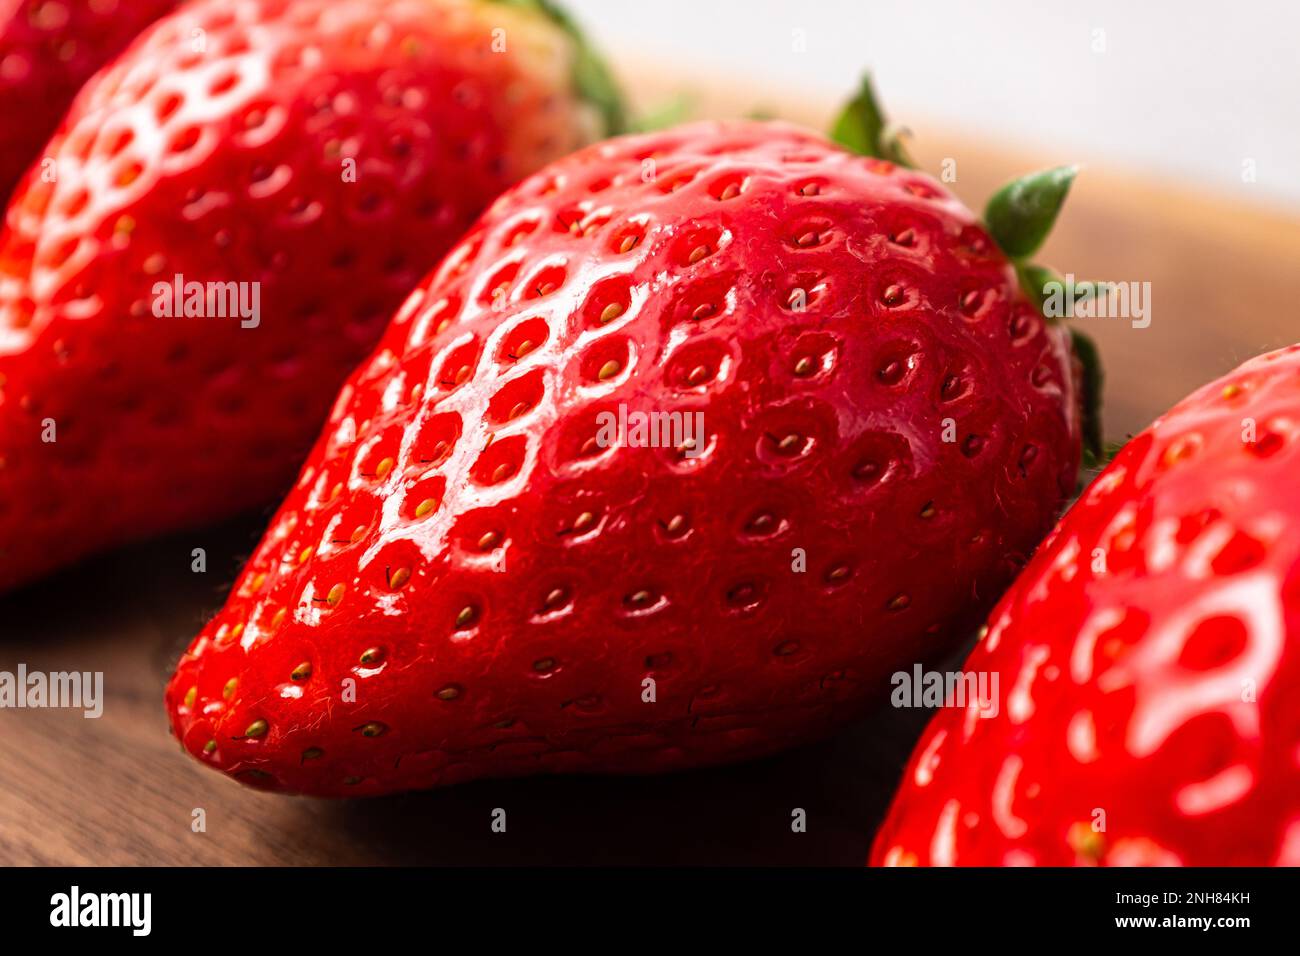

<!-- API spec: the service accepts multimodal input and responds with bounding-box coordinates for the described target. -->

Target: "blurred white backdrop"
[566,0,1300,209]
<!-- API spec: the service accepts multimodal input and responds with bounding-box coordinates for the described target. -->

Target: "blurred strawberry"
[873,345,1300,866]
[166,86,1086,796]
[0,0,621,590]
[0,0,179,206]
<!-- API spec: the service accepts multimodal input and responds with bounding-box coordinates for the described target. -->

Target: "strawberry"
[872,344,1300,866]
[0,0,179,206]
[0,0,621,591]
[165,88,1085,797]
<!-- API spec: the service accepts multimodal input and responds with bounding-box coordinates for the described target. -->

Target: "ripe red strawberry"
[872,344,1300,866]
[0,0,179,205]
[0,0,620,591]
[166,102,1086,796]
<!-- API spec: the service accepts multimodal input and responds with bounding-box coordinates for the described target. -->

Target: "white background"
[567,0,1300,210]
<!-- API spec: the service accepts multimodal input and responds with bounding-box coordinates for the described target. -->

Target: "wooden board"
[3,72,1299,866]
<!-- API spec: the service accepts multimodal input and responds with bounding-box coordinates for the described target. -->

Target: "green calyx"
[830,74,914,167]
[488,0,627,136]
[1067,327,1105,465]
[984,165,1077,259]
[992,170,1104,464]
[1016,264,1100,312]
[832,73,1105,465]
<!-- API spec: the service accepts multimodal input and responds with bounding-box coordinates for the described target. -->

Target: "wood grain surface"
[2,70,1299,866]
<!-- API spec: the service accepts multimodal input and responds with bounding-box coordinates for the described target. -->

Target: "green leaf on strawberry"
[984,165,1078,259]
[830,73,914,167]
[1068,327,1105,464]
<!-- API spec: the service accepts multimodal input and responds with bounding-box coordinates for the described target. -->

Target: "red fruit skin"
[0,0,179,206]
[166,122,1081,797]
[0,0,604,591]
[872,345,1300,867]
